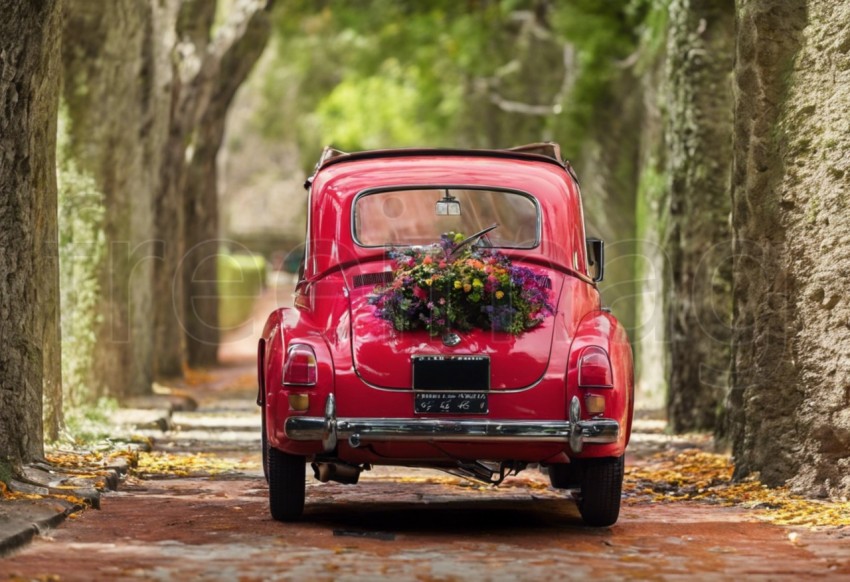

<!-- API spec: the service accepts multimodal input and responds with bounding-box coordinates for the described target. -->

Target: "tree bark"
[730,0,850,496]
[62,0,177,399]
[665,0,735,432]
[0,0,62,466]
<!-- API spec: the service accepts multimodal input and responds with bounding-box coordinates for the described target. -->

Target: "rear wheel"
[578,455,624,527]
[268,446,306,521]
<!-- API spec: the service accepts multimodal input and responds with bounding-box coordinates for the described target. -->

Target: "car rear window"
[353,187,539,248]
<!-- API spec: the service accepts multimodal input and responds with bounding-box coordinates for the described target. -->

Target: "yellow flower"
[495,290,504,299]
[425,278,433,286]
[454,280,462,289]
[472,278,483,288]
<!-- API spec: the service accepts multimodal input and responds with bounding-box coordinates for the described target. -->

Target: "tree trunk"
[730,0,850,496]
[182,116,222,366]
[151,0,218,378]
[62,0,177,399]
[665,0,735,432]
[0,0,62,466]
[151,0,272,372]
[183,3,272,366]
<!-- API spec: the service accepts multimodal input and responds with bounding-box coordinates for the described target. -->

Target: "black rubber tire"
[578,455,624,527]
[548,462,582,489]
[268,446,306,521]
[261,413,269,483]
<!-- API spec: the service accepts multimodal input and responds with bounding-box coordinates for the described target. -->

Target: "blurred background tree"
[57,0,274,416]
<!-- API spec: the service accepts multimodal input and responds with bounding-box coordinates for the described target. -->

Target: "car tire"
[578,455,624,527]
[268,446,306,521]
[548,462,581,489]
[261,413,269,483]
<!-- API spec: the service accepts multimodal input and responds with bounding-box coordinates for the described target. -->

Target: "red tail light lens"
[578,346,613,388]
[283,344,317,386]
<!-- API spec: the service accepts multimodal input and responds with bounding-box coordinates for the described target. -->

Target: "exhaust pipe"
[312,462,361,485]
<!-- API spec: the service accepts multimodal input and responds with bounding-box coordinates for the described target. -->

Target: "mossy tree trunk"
[665,0,735,432]
[0,0,62,465]
[62,0,177,399]
[730,0,850,496]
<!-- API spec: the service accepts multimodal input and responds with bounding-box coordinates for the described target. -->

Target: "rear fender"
[262,307,334,455]
[567,310,634,457]
[258,308,287,406]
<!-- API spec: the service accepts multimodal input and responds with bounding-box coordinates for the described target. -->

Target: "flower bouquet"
[370,232,553,336]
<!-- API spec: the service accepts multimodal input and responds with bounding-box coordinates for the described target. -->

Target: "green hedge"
[218,253,267,330]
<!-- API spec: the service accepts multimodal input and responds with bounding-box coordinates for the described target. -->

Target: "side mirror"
[586,238,604,282]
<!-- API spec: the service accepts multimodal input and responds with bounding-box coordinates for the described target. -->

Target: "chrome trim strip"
[284,394,618,453]
[349,371,548,394]
[349,367,550,394]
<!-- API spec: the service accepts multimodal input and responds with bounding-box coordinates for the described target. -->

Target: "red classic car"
[258,143,634,526]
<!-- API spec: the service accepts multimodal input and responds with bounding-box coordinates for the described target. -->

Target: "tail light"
[578,346,613,389]
[283,344,317,386]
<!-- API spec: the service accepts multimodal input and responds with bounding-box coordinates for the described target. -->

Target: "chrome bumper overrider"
[283,395,619,454]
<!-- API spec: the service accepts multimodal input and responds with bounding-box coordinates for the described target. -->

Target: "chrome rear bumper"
[284,395,619,454]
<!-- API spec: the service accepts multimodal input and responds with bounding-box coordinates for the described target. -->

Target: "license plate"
[411,355,490,391]
[414,391,488,414]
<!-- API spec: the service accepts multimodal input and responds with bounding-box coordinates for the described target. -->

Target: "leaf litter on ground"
[624,448,850,528]
[133,451,258,478]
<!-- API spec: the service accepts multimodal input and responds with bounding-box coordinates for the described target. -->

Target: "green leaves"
[258,0,665,170]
